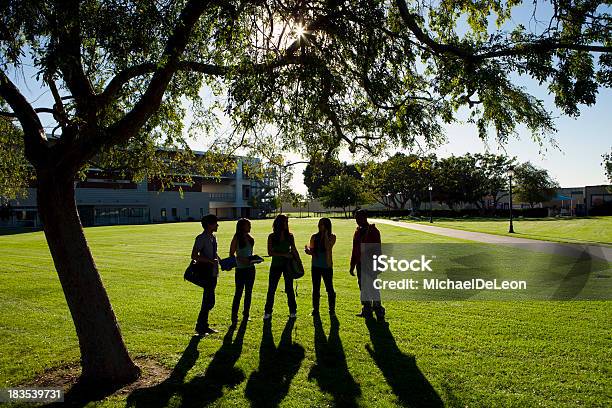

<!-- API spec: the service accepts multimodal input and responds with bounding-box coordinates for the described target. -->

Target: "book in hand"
[219,255,263,271]
[219,256,236,271]
[248,255,264,264]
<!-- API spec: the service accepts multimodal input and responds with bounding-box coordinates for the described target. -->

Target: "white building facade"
[1,158,273,228]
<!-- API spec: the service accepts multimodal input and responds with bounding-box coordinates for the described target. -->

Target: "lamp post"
[386,192,392,218]
[396,192,402,216]
[428,185,433,223]
[507,168,515,233]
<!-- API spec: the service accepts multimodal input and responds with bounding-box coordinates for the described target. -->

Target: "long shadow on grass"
[45,335,202,408]
[366,319,443,407]
[308,314,361,407]
[244,319,305,408]
[127,320,248,408]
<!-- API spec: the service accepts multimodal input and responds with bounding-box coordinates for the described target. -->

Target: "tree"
[1,0,609,386]
[433,155,488,210]
[603,149,612,184]
[319,175,370,217]
[474,153,516,212]
[362,153,433,213]
[514,162,560,208]
[275,163,295,214]
[303,157,361,198]
[425,153,515,212]
[289,192,307,217]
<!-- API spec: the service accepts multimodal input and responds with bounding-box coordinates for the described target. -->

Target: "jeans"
[195,270,218,332]
[356,264,384,316]
[232,266,256,319]
[312,266,336,312]
[264,265,297,314]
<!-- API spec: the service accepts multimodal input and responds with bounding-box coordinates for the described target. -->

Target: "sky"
[5,2,611,194]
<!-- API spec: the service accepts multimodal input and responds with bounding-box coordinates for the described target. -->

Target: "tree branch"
[97,62,227,108]
[0,107,57,117]
[97,54,312,109]
[477,41,612,59]
[394,0,612,62]
[394,0,473,58]
[45,75,71,128]
[97,3,339,108]
[53,1,95,108]
[100,0,217,150]
[0,70,48,164]
[95,3,340,116]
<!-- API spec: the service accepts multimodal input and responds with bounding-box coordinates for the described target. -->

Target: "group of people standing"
[191,210,384,336]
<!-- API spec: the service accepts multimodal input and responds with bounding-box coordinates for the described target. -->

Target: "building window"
[185,208,190,216]
[16,210,36,221]
[591,194,612,207]
[94,207,148,226]
[161,208,166,218]
[171,208,177,217]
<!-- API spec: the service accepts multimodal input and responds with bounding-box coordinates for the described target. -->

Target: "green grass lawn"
[407,216,612,245]
[0,219,610,407]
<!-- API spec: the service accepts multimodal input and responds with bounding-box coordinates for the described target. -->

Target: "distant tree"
[278,188,296,205]
[514,162,560,207]
[290,192,303,207]
[319,175,370,217]
[362,153,434,213]
[474,153,517,212]
[289,193,306,217]
[270,196,281,212]
[274,162,295,213]
[305,192,315,217]
[303,157,361,198]
[433,155,488,210]
[603,149,612,184]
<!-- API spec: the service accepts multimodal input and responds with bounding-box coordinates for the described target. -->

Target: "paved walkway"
[372,219,612,262]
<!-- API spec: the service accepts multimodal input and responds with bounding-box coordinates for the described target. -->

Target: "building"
[544,185,612,216]
[1,156,275,228]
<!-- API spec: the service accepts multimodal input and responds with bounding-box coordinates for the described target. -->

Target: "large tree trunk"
[36,169,140,386]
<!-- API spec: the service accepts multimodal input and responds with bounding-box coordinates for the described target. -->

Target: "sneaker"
[289,312,297,319]
[263,313,272,320]
[195,327,217,337]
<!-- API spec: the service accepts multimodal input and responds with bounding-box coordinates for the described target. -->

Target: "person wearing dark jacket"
[349,209,385,320]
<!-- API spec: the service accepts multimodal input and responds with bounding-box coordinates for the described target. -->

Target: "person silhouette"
[192,214,220,336]
[304,218,337,316]
[229,218,256,323]
[264,214,299,320]
[349,209,385,320]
